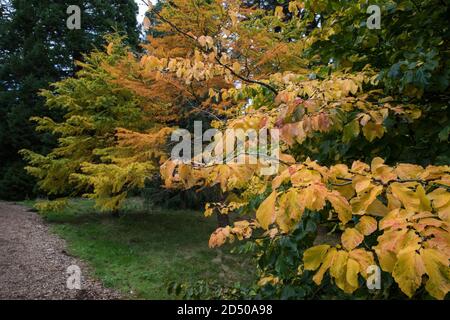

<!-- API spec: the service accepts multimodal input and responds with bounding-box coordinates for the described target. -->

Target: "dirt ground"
[0,201,121,300]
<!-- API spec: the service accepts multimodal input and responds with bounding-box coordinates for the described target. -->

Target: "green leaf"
[342,120,360,143]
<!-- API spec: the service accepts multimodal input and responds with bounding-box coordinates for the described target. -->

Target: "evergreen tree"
[21,35,177,212]
[0,0,139,200]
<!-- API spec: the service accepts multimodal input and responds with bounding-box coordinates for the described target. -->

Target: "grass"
[21,198,254,299]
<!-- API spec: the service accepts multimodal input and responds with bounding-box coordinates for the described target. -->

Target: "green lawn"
[21,199,253,299]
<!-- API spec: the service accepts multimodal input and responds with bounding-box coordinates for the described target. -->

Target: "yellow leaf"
[390,182,420,213]
[362,121,385,141]
[257,275,280,286]
[422,227,450,258]
[341,79,358,96]
[303,244,330,270]
[302,184,327,211]
[256,191,277,230]
[366,198,389,216]
[288,1,299,14]
[346,258,360,290]
[351,160,370,173]
[374,229,420,272]
[330,250,349,291]
[204,203,214,217]
[352,175,372,193]
[351,185,383,215]
[341,228,364,251]
[290,168,322,186]
[312,248,337,285]
[395,163,424,180]
[277,189,305,233]
[379,208,409,230]
[272,169,291,189]
[421,248,450,300]
[349,248,375,278]
[392,247,425,298]
[215,165,231,191]
[232,61,241,74]
[106,42,114,55]
[178,163,198,188]
[274,6,284,19]
[356,216,378,236]
[327,190,352,224]
[427,188,450,222]
[334,183,356,201]
[371,157,397,183]
[160,160,177,188]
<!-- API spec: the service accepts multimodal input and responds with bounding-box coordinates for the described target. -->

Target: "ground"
[0,201,120,299]
[0,199,252,299]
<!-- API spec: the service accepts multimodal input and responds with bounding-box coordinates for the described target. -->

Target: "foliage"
[149,0,450,299]
[167,280,251,300]
[21,36,172,211]
[0,0,140,200]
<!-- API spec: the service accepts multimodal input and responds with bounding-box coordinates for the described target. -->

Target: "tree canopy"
[22,0,450,299]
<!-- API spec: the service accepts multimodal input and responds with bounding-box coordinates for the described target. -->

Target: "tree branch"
[148,7,279,95]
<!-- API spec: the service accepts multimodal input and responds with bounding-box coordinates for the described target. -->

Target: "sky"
[135,0,155,23]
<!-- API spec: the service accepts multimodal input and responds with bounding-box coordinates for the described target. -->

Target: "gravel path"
[0,201,121,300]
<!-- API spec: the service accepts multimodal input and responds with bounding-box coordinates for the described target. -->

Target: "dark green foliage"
[141,177,227,211]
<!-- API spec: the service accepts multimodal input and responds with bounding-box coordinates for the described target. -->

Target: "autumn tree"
[21,35,173,212]
[147,0,450,299]
[21,0,238,213]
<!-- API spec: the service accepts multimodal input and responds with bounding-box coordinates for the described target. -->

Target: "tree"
[150,0,449,299]
[22,0,234,212]
[0,0,139,200]
[21,35,174,212]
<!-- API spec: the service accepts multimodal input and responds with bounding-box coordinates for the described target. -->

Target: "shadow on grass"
[21,198,254,299]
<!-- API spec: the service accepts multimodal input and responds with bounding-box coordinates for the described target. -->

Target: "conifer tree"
[0,0,139,199]
[21,35,173,211]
